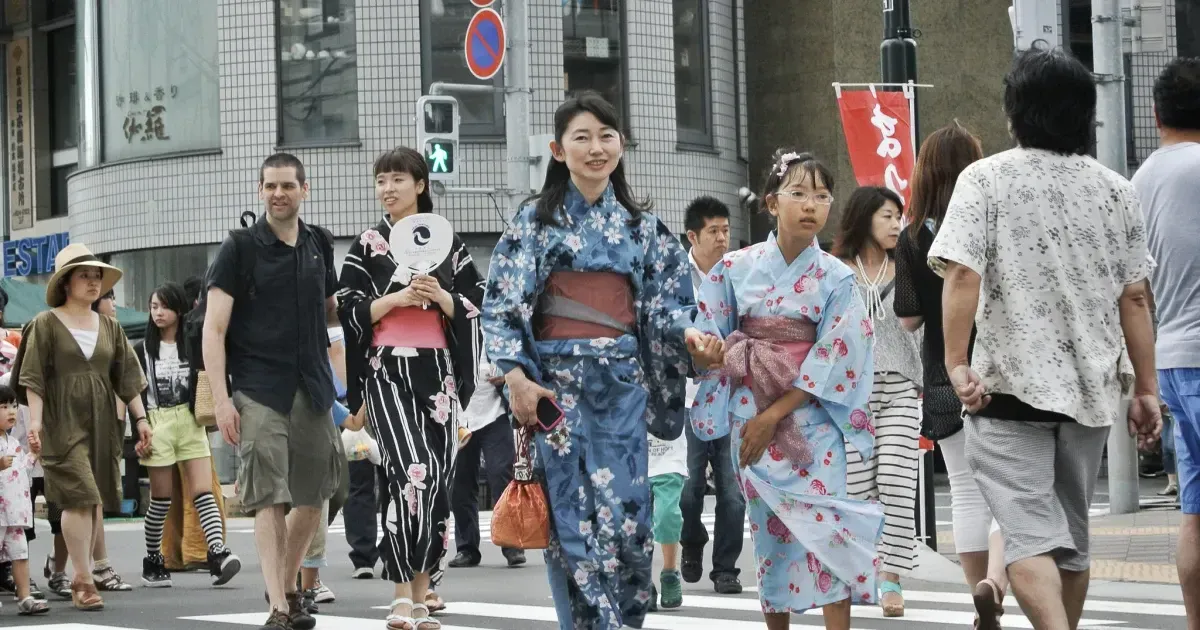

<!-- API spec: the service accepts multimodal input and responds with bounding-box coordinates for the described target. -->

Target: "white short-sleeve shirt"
[928,147,1149,428]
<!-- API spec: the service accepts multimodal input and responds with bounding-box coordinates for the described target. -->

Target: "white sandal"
[386,597,417,630]
[412,603,442,629]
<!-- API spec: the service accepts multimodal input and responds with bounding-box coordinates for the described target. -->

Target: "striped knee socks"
[192,492,226,554]
[144,497,172,558]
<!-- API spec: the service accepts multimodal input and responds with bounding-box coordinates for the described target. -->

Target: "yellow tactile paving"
[1091,526,1179,536]
[1089,559,1179,584]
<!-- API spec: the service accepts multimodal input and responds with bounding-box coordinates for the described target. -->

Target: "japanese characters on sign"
[113,84,178,144]
[836,88,917,208]
[100,0,219,161]
[6,38,33,231]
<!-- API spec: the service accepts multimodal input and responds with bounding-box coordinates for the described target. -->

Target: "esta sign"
[3,232,70,277]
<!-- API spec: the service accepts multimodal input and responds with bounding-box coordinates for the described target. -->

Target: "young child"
[0,383,49,615]
[648,431,688,611]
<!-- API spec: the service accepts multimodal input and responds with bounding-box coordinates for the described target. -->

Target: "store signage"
[7,37,33,231]
[3,232,70,277]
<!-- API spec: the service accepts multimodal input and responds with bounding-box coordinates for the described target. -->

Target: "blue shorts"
[1160,368,1200,514]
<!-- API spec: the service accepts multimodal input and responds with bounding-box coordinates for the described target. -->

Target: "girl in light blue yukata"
[481,91,707,630]
[687,150,884,630]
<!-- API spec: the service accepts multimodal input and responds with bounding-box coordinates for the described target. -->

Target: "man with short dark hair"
[930,49,1161,630]
[677,195,744,594]
[1133,56,1200,625]
[203,152,340,630]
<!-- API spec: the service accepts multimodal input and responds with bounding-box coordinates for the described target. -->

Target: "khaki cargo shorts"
[233,389,340,515]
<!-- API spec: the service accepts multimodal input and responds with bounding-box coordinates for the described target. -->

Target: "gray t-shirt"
[1133,142,1200,370]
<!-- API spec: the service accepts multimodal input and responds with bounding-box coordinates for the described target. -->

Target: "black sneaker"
[259,609,291,629]
[714,573,743,594]
[448,550,482,568]
[142,555,173,588]
[680,547,703,583]
[286,591,316,630]
[208,547,242,586]
[301,589,319,614]
[27,578,44,600]
[0,564,14,595]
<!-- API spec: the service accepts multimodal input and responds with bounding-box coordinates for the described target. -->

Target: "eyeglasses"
[774,190,834,206]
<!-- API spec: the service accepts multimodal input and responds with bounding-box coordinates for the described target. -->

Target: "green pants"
[650,473,685,545]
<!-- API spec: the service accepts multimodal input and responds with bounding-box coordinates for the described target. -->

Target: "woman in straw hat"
[9,243,149,611]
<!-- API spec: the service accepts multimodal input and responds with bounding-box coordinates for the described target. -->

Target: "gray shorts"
[965,416,1110,572]
[234,389,340,515]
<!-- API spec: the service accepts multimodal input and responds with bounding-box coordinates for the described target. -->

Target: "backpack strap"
[228,228,258,301]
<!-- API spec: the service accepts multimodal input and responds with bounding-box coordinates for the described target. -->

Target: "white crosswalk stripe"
[23,589,1182,630]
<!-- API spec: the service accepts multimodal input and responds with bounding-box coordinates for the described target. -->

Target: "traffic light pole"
[428,0,535,208]
[880,0,938,553]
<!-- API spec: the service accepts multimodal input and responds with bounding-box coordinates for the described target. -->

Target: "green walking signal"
[417,95,460,182]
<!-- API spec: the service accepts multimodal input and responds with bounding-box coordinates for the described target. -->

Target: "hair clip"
[775,152,802,177]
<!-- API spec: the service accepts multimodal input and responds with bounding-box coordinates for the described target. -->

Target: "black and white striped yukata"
[845,279,923,576]
[337,218,485,585]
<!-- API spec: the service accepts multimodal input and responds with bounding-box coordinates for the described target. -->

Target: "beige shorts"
[233,389,340,515]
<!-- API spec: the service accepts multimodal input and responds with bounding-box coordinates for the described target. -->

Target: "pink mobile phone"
[536,397,565,432]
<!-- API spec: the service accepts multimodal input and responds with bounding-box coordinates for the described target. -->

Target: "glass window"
[48,25,78,151]
[563,1,627,128]
[100,0,220,161]
[277,0,359,145]
[50,164,77,219]
[674,0,712,146]
[421,0,504,138]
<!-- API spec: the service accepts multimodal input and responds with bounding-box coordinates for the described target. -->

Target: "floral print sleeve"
[797,275,877,459]
[638,216,696,441]
[481,204,543,384]
[928,164,989,277]
[688,252,740,442]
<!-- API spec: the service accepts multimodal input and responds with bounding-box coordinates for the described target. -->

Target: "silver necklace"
[855,254,889,322]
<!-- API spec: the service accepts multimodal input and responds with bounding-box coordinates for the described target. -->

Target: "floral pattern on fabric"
[0,434,34,528]
[481,182,694,630]
[689,234,884,613]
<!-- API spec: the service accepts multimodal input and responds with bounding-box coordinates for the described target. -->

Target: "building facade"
[0,0,749,308]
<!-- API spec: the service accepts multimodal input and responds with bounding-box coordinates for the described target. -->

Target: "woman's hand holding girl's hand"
[684,327,725,371]
[506,369,555,428]
[134,421,153,458]
[26,423,41,455]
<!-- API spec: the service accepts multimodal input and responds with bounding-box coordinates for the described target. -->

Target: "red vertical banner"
[836,89,917,208]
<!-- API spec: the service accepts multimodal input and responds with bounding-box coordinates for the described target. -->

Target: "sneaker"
[208,547,242,586]
[351,567,374,580]
[0,565,13,595]
[659,569,683,609]
[287,591,316,629]
[27,578,44,600]
[258,609,291,629]
[680,546,703,583]
[141,555,173,588]
[713,573,743,595]
[47,572,71,599]
[311,580,335,603]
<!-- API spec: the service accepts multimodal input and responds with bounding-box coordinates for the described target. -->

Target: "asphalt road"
[3,491,1187,630]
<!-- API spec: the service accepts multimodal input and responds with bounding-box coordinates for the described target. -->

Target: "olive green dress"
[11,311,147,512]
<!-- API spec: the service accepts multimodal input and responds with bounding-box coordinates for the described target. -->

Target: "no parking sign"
[464,8,505,81]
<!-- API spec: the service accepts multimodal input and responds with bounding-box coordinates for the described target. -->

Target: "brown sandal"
[972,578,1004,630]
[71,579,104,611]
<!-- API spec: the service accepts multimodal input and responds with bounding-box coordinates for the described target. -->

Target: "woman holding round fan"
[336,147,485,630]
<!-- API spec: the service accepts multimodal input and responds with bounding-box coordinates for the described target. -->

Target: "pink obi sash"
[535,271,635,341]
[721,316,818,468]
[372,306,448,349]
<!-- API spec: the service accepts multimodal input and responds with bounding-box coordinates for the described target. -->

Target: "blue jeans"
[1160,368,1200,513]
[679,429,744,579]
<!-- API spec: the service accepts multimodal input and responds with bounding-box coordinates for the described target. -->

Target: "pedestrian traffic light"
[416,95,460,182]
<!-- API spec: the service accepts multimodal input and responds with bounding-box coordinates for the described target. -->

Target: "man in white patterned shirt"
[930,49,1161,630]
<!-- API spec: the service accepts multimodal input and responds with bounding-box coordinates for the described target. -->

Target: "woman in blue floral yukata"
[688,150,884,630]
[481,91,707,630]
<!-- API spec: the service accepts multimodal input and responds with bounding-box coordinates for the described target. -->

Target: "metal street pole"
[881,0,937,552]
[1092,0,1140,515]
[503,0,532,206]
